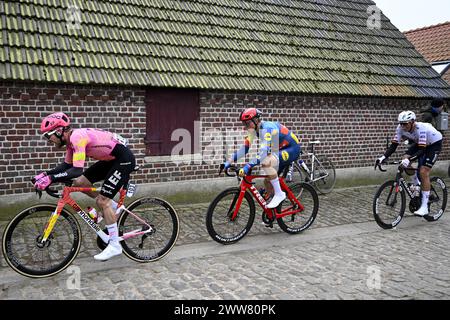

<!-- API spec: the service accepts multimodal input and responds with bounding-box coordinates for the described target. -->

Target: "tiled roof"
[443,69,450,84]
[404,22,450,63]
[1,0,449,98]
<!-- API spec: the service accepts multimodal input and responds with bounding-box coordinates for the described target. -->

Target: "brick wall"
[0,81,449,195]
[200,91,449,169]
[0,81,147,195]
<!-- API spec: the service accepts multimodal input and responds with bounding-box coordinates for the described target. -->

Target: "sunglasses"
[399,122,410,127]
[242,120,252,127]
[42,129,57,140]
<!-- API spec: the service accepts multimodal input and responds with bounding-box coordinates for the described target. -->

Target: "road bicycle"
[285,140,336,194]
[205,164,319,245]
[2,169,180,278]
[373,160,447,229]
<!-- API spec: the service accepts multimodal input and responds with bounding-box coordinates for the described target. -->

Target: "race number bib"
[113,133,129,146]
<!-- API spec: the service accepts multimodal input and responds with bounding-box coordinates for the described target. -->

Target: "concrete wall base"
[1,161,449,218]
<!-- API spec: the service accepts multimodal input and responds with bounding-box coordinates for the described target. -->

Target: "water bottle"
[87,206,98,220]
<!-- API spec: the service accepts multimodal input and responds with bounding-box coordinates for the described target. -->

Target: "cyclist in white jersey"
[375,111,443,216]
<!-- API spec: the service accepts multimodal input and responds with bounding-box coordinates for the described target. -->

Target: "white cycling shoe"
[267,192,286,209]
[414,206,429,217]
[94,242,122,261]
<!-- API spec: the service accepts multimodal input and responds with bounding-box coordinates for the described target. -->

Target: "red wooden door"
[145,88,199,156]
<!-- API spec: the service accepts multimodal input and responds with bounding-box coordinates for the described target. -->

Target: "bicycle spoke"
[277,183,318,234]
[2,206,81,278]
[373,180,405,229]
[385,186,398,207]
[119,197,179,262]
[206,188,255,244]
[312,156,336,194]
[424,177,447,221]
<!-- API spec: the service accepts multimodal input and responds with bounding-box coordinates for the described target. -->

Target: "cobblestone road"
[1,183,449,300]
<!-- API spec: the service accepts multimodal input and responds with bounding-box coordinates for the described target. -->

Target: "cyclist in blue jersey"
[223,108,301,209]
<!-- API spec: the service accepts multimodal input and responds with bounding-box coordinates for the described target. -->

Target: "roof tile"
[404,21,450,63]
[0,0,449,97]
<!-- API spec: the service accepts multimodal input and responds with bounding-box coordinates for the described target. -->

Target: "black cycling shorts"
[83,144,136,199]
[406,140,442,169]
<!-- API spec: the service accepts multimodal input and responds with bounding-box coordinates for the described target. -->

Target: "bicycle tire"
[118,197,179,262]
[276,182,319,234]
[206,187,255,245]
[2,204,81,278]
[423,177,447,222]
[373,180,406,229]
[312,156,336,194]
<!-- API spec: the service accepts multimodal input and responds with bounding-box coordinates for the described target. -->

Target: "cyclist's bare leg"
[264,177,273,197]
[96,195,116,225]
[93,194,122,260]
[262,155,286,208]
[261,155,278,179]
[72,175,99,198]
[414,166,432,215]
[262,155,278,195]
[419,166,431,191]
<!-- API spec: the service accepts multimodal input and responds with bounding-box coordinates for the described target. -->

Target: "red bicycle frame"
[230,175,305,221]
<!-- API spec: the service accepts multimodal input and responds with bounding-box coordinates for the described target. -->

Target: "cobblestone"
[1,182,450,300]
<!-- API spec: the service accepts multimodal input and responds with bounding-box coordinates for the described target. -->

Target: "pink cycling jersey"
[65,128,127,168]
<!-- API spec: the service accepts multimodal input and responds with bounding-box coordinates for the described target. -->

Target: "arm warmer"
[231,144,250,162]
[384,142,399,158]
[49,166,84,183]
[46,162,73,175]
[408,146,426,162]
[248,146,271,167]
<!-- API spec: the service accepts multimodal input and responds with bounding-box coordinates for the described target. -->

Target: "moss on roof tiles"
[1,0,449,98]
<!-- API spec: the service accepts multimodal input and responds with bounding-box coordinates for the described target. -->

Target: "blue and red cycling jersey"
[231,121,301,172]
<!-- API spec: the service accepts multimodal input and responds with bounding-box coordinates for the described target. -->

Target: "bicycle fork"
[41,201,66,243]
[386,180,409,207]
[228,190,246,221]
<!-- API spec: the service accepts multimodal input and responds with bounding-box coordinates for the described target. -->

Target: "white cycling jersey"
[393,122,442,146]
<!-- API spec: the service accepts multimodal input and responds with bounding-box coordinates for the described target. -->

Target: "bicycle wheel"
[423,177,447,222]
[118,197,179,262]
[206,187,255,245]
[276,182,319,234]
[2,204,81,278]
[373,180,406,229]
[312,156,336,194]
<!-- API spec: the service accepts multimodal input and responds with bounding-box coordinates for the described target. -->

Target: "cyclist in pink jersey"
[33,112,136,261]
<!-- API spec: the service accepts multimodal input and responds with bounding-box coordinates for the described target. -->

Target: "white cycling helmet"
[398,111,416,123]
